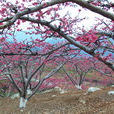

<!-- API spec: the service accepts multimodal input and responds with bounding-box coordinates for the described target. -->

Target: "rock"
[108,91,114,95]
[52,95,56,97]
[54,86,62,92]
[54,86,67,94]
[60,90,65,94]
[87,87,101,93]
[79,99,86,104]
[11,93,19,99]
[42,89,53,93]
[20,109,24,112]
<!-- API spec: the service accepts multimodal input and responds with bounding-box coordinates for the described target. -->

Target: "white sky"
[2,0,113,30]
[0,0,112,42]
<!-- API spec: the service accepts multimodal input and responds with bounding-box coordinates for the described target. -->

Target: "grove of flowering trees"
[0,0,114,109]
[62,56,113,90]
[0,39,72,108]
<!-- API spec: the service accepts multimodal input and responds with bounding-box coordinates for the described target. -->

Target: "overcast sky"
[2,0,113,42]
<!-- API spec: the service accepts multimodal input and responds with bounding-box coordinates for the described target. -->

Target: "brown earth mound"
[0,87,114,114]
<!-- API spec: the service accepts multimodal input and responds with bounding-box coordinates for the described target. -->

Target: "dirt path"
[0,87,114,114]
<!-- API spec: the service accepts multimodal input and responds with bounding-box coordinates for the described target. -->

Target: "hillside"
[0,86,114,114]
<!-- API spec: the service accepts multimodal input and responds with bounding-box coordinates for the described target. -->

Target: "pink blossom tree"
[0,39,70,109]
[0,0,113,109]
[61,55,113,90]
[0,0,113,70]
[62,56,93,89]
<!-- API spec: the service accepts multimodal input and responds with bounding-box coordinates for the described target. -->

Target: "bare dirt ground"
[0,86,114,114]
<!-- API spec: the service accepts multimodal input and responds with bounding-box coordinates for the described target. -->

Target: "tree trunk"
[19,97,27,109]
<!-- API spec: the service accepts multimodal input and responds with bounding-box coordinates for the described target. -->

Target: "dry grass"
[0,86,114,114]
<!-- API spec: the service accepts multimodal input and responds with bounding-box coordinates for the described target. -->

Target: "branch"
[19,16,114,70]
[71,0,114,20]
[7,69,22,94]
[0,42,69,56]
[62,67,77,85]
[0,0,114,30]
[27,61,67,100]
[0,0,68,29]
[96,31,114,39]
[94,68,113,77]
